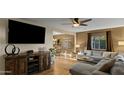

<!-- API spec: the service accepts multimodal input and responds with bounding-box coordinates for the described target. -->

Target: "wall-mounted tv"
[8,20,46,44]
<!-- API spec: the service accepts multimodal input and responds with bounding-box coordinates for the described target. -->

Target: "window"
[91,33,106,50]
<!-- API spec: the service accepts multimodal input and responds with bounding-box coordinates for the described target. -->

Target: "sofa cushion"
[110,62,124,75]
[70,63,96,75]
[95,58,115,73]
[91,50,103,57]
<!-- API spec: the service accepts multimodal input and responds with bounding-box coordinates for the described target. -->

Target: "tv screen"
[8,20,46,44]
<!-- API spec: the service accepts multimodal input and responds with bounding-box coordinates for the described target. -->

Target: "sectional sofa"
[70,50,124,75]
[77,50,117,63]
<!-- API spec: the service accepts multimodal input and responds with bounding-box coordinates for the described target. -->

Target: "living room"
[1,18,124,75]
[2,1,124,93]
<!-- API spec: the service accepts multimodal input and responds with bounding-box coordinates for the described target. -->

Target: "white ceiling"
[25,18,124,32]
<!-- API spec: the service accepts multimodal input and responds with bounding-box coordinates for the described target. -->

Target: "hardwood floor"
[36,56,77,75]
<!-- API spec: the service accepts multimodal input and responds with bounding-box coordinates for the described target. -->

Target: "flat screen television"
[8,20,46,44]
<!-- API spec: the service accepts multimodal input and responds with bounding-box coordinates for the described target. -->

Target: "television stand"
[27,54,40,74]
[5,51,51,75]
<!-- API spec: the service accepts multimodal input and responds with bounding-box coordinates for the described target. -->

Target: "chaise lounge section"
[70,50,124,75]
[70,61,124,75]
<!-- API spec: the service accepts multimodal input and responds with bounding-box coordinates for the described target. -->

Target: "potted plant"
[49,48,56,63]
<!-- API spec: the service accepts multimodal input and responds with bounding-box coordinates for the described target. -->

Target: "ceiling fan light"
[73,23,80,27]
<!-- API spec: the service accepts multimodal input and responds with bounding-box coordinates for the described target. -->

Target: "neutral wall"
[76,27,124,52]
[0,19,53,72]
[111,27,124,52]
[76,32,88,50]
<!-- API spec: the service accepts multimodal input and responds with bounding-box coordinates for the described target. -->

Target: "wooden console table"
[4,51,51,75]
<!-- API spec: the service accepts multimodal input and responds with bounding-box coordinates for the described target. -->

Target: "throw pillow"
[102,52,111,58]
[115,54,124,62]
[110,52,118,58]
[95,59,115,73]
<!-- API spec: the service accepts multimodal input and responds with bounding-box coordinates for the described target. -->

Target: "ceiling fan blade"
[62,23,72,25]
[80,19,92,23]
[80,24,88,26]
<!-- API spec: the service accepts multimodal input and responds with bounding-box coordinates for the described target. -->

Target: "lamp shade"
[118,41,124,46]
[76,45,80,48]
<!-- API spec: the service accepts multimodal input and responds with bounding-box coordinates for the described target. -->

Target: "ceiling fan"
[62,18,92,27]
